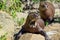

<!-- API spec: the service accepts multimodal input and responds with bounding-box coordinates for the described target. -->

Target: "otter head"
[25,12,40,26]
[39,2,48,11]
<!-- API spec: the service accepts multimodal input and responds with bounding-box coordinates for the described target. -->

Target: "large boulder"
[14,12,28,33]
[51,33,60,40]
[19,33,45,40]
[19,23,60,40]
[44,23,60,32]
[44,23,60,40]
[0,11,15,40]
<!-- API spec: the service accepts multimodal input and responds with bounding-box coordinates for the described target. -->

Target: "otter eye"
[30,21,35,25]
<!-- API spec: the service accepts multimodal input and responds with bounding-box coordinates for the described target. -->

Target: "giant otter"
[39,1,55,24]
[14,12,50,40]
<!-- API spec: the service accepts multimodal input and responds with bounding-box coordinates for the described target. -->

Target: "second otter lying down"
[14,12,50,40]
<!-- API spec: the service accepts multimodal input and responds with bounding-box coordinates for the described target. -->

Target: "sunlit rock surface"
[0,11,15,40]
[19,33,45,40]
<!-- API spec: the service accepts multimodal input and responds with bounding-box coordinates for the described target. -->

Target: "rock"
[46,31,60,40]
[16,12,28,19]
[44,23,60,40]
[44,23,60,32]
[18,22,60,40]
[14,12,28,33]
[19,33,45,40]
[51,33,60,40]
[54,9,60,17]
[0,11,15,40]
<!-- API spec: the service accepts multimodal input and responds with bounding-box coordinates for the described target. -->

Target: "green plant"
[55,0,60,3]
[0,25,3,29]
[9,0,23,12]
[32,0,40,3]
[45,21,48,26]
[0,33,8,40]
[11,10,16,18]
[49,0,60,3]
[0,0,6,10]
[0,0,23,19]
[17,18,25,26]
[9,0,23,19]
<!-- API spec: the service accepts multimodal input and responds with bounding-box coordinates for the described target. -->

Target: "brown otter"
[39,1,55,24]
[14,12,50,40]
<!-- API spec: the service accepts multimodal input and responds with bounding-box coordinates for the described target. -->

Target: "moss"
[0,33,8,40]
[45,21,48,26]
[0,25,3,29]
[17,18,25,26]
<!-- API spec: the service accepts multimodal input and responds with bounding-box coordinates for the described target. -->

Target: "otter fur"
[14,12,50,40]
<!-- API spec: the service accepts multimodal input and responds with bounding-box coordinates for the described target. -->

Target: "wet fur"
[14,12,50,40]
[39,2,55,24]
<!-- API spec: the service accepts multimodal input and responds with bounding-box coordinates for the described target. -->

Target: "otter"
[14,12,50,40]
[39,1,55,24]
